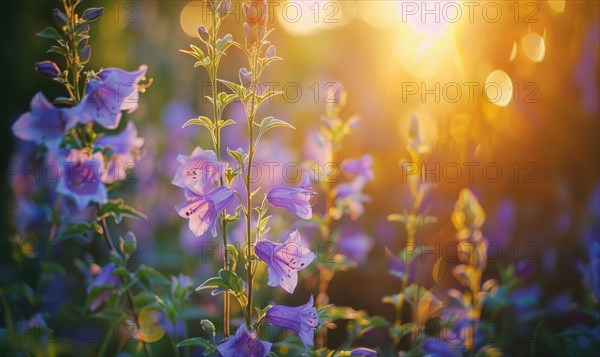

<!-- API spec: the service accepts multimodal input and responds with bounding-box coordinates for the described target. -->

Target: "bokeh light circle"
[485,70,513,107]
[521,32,546,63]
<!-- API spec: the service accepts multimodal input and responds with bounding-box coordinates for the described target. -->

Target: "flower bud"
[82,7,104,22]
[265,45,276,58]
[35,61,60,78]
[200,319,215,336]
[198,25,209,41]
[79,46,91,64]
[217,0,231,17]
[52,8,68,27]
[239,68,252,88]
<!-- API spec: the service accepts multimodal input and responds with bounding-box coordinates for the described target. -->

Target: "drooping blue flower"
[266,173,315,219]
[265,295,318,350]
[175,186,234,237]
[421,337,460,357]
[255,230,315,293]
[73,65,147,129]
[342,154,373,181]
[96,121,145,183]
[172,146,222,195]
[55,149,107,209]
[12,92,77,150]
[87,262,120,311]
[216,324,272,357]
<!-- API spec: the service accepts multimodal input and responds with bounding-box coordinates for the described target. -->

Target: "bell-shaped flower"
[96,121,145,183]
[56,149,107,209]
[87,262,120,312]
[73,65,147,129]
[333,177,369,220]
[172,146,222,195]
[265,295,318,350]
[216,324,272,357]
[175,186,234,237]
[341,154,373,181]
[255,230,315,293]
[12,92,77,150]
[266,173,315,219]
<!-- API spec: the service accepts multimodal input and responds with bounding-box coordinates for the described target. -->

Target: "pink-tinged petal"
[75,66,147,129]
[279,270,298,294]
[189,211,211,237]
[175,196,208,219]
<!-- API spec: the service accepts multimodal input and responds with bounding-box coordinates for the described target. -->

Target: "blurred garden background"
[1,0,599,355]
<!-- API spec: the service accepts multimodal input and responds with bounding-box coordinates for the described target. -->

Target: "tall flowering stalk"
[176,0,320,355]
[179,0,236,336]
[447,189,498,355]
[385,117,440,351]
[307,85,374,348]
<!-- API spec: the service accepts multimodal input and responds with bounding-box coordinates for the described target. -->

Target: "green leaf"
[90,308,127,322]
[258,215,271,232]
[56,221,103,242]
[217,92,237,106]
[227,147,247,168]
[136,265,170,285]
[97,198,147,224]
[215,34,233,53]
[47,45,69,57]
[112,267,132,279]
[217,118,236,128]
[257,116,295,134]
[195,269,245,296]
[218,79,249,101]
[255,305,272,320]
[36,27,61,40]
[226,244,239,264]
[180,45,205,61]
[257,90,283,106]
[182,116,214,129]
[176,337,215,353]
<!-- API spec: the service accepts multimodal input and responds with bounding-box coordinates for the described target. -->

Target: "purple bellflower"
[265,295,318,350]
[255,230,315,293]
[12,92,77,150]
[421,337,460,357]
[56,149,107,209]
[87,262,120,311]
[175,186,234,237]
[342,154,373,181]
[96,121,144,183]
[74,65,147,129]
[266,173,316,219]
[216,324,272,357]
[172,146,222,194]
[333,177,369,220]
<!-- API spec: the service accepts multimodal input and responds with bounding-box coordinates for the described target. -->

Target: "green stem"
[209,14,232,336]
[244,47,262,325]
[100,216,151,357]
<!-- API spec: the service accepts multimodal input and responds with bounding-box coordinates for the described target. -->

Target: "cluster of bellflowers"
[4,2,196,356]
[173,1,325,355]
